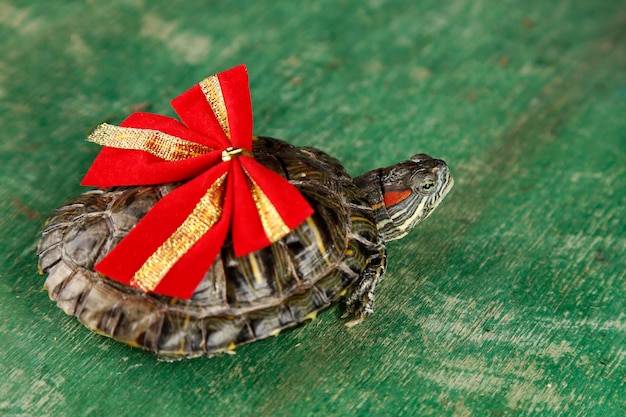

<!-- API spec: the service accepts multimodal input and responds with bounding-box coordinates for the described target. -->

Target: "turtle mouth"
[423,171,453,220]
[441,172,454,198]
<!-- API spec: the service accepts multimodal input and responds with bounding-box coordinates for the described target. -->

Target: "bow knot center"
[221,146,252,162]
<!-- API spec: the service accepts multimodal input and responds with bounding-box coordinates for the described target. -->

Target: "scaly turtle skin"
[38,136,453,360]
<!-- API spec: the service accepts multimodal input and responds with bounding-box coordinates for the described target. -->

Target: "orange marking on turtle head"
[383,190,412,207]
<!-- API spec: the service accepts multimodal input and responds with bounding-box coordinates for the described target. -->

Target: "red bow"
[82,65,314,299]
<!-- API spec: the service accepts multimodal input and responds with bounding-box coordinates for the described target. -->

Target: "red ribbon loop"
[82,65,314,299]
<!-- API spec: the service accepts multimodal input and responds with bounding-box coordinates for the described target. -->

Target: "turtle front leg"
[343,243,387,327]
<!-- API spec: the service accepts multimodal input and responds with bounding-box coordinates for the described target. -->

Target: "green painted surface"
[1,0,625,415]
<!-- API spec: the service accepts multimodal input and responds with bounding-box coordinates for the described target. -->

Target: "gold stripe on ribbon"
[130,173,228,292]
[199,75,231,140]
[88,124,212,161]
[245,171,290,242]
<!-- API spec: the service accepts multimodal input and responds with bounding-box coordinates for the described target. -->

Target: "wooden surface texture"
[1,0,624,415]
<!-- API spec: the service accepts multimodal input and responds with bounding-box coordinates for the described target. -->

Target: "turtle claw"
[342,245,385,328]
[344,313,369,328]
[342,296,373,327]
[345,318,363,328]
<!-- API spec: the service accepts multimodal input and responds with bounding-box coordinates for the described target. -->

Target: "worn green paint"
[1,0,625,415]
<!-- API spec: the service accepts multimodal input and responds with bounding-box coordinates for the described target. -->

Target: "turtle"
[38,136,453,360]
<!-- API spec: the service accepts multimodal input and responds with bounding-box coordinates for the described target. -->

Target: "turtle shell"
[38,136,382,359]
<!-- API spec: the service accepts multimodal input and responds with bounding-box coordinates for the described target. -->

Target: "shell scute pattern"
[39,137,382,358]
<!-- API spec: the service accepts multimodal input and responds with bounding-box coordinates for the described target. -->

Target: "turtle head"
[358,154,453,241]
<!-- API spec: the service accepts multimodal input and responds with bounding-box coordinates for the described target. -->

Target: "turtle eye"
[419,177,436,194]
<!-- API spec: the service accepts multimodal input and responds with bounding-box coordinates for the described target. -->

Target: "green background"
[1,0,624,415]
